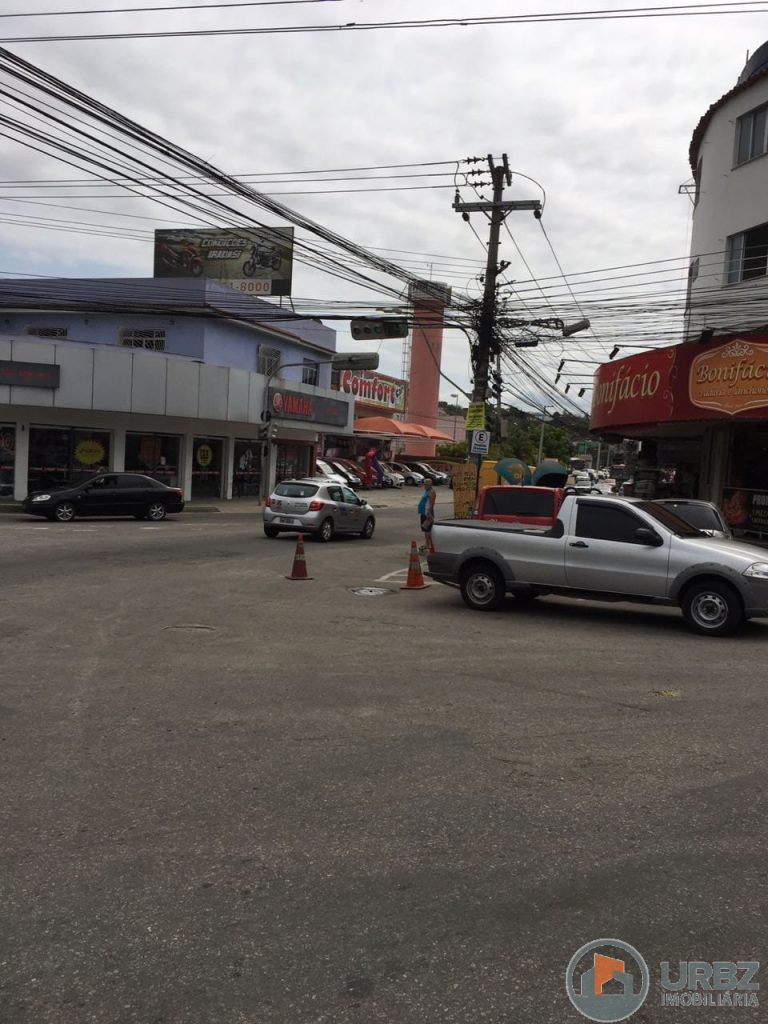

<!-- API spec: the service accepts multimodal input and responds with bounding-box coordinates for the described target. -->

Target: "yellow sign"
[451,464,478,518]
[196,444,213,467]
[689,339,768,415]
[464,402,486,431]
[74,439,105,466]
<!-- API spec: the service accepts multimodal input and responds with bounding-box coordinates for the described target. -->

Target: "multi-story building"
[0,277,353,503]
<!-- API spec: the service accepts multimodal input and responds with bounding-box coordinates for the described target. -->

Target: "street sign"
[349,318,409,341]
[470,429,491,454]
[464,402,486,430]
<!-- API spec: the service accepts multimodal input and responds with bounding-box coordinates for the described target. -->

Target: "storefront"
[591,334,768,533]
[28,425,111,492]
[125,432,181,486]
[191,436,224,499]
[233,439,263,497]
[0,424,14,501]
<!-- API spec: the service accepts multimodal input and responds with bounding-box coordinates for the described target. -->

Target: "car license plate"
[278,516,298,524]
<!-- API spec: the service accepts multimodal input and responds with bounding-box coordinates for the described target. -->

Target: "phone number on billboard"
[234,280,273,295]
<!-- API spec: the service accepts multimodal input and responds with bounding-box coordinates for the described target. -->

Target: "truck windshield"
[636,501,706,537]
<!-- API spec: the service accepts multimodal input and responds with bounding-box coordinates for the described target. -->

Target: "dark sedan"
[23,473,185,522]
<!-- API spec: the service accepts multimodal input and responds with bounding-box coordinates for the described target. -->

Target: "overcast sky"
[1,0,767,411]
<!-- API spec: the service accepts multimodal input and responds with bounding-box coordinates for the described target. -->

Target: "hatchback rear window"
[274,483,319,498]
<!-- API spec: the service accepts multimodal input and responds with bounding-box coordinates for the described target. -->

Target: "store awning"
[353,416,454,442]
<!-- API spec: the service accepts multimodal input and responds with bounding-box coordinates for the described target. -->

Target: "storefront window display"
[28,426,111,492]
[722,424,768,532]
[0,425,14,501]
[125,433,181,486]
[274,443,312,483]
[192,437,223,498]
[233,440,262,497]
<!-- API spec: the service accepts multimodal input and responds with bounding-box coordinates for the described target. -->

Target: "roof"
[0,276,334,351]
[689,60,768,172]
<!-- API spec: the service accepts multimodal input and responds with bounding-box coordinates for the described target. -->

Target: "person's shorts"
[420,514,433,531]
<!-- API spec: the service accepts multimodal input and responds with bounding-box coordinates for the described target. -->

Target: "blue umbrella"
[533,459,569,487]
[493,458,532,486]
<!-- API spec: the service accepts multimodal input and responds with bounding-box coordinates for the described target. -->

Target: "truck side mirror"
[635,527,663,546]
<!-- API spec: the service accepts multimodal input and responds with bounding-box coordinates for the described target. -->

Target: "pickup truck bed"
[426,495,768,637]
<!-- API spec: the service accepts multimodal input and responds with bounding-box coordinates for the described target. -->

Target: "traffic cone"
[400,540,430,590]
[286,535,313,580]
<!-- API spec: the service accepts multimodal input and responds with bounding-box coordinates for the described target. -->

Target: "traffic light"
[258,420,278,441]
[489,370,503,400]
[349,318,409,341]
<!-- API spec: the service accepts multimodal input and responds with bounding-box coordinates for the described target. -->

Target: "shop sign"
[196,444,213,467]
[689,339,768,415]
[269,387,349,428]
[74,439,106,466]
[722,487,768,531]
[0,430,14,452]
[0,360,60,389]
[338,369,406,411]
[591,348,676,430]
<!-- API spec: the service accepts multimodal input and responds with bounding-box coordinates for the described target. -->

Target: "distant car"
[381,466,404,488]
[22,472,184,522]
[312,459,350,486]
[403,461,449,485]
[567,473,602,495]
[653,498,732,539]
[389,461,424,486]
[322,458,364,489]
[263,480,375,542]
[330,457,370,488]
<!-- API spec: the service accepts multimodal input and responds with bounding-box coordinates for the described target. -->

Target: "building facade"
[0,278,353,503]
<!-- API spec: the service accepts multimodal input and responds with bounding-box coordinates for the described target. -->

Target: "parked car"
[322,458,364,489]
[312,459,350,486]
[381,465,404,488]
[22,472,184,522]
[472,486,566,529]
[330,457,370,488]
[653,498,732,539]
[568,473,602,495]
[263,480,375,542]
[389,461,424,486]
[403,461,449,485]
[427,493,768,636]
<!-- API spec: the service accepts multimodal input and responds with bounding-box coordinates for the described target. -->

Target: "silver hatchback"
[263,479,376,542]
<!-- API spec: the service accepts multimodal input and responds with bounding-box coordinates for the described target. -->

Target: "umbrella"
[533,459,569,488]
[493,458,532,486]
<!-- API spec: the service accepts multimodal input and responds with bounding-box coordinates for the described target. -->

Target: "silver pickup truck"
[426,494,768,636]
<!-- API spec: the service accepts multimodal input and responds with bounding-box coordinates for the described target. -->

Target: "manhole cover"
[350,587,393,597]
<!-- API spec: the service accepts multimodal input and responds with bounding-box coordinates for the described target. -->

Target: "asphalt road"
[1,504,766,1023]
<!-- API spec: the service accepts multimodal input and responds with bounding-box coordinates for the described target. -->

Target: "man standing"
[417,477,436,554]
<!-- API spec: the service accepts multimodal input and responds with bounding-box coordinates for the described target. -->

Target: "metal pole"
[537,413,546,465]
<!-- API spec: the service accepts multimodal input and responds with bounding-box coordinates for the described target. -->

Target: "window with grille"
[258,346,281,376]
[120,329,166,351]
[302,360,319,385]
[726,223,768,283]
[735,103,768,165]
[26,326,68,338]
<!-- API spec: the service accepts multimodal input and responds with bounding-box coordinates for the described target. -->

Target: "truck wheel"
[681,579,744,636]
[460,562,506,611]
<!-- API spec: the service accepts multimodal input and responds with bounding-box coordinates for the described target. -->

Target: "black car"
[22,473,185,522]
[402,461,449,485]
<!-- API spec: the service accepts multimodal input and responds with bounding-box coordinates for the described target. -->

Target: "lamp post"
[450,393,459,440]
[537,406,555,466]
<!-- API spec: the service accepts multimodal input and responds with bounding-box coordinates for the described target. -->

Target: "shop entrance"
[28,426,111,493]
[125,432,181,486]
[192,437,224,498]
[0,425,14,501]
[274,442,313,484]
[233,439,263,497]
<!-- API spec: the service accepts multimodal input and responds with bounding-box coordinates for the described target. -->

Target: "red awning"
[353,416,454,441]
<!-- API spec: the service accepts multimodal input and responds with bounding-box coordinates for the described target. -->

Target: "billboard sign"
[337,369,407,412]
[689,338,768,415]
[269,388,350,428]
[0,360,60,389]
[153,227,294,296]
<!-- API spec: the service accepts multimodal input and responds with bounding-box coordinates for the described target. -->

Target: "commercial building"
[589,42,768,534]
[0,278,353,503]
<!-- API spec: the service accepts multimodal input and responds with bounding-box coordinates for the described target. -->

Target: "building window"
[735,103,768,165]
[302,360,319,385]
[726,223,768,283]
[25,326,68,338]
[259,346,281,377]
[120,329,166,351]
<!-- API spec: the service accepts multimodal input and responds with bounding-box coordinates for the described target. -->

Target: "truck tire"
[681,579,744,636]
[460,562,506,611]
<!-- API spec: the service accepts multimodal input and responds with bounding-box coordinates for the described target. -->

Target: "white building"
[687,40,768,338]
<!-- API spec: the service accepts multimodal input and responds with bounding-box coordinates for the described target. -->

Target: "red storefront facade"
[591,335,768,533]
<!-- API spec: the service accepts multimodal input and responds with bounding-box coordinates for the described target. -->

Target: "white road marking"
[375,568,409,582]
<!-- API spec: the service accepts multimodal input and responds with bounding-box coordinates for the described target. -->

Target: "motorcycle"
[158,241,203,277]
[243,243,281,276]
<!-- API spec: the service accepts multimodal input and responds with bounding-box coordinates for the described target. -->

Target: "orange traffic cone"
[286,535,313,580]
[400,540,430,590]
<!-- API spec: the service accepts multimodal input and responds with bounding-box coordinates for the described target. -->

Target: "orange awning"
[353,416,453,441]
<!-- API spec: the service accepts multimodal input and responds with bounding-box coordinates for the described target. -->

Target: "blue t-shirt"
[418,490,431,515]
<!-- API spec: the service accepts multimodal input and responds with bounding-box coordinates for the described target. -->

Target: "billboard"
[153,227,294,296]
[336,369,407,412]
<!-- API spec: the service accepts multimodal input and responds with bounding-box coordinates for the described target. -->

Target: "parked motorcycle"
[158,241,203,276]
